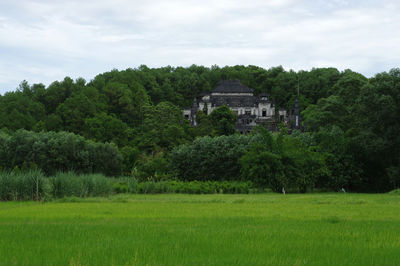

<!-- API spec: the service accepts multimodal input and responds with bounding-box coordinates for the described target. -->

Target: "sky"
[0,0,399,94]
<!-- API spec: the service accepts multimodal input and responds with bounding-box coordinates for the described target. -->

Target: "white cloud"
[0,0,399,94]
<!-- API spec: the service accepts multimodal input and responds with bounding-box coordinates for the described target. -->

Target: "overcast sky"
[0,0,399,94]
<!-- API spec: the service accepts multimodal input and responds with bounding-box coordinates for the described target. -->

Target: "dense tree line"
[0,130,121,176]
[302,69,400,192]
[0,65,399,192]
[170,128,328,193]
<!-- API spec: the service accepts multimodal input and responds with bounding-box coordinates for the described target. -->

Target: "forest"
[0,65,399,193]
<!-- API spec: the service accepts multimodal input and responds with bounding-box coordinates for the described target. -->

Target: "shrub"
[112,182,129,194]
[0,130,122,176]
[170,135,255,181]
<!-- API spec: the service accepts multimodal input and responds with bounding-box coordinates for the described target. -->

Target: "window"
[184,114,189,119]
[262,109,267,117]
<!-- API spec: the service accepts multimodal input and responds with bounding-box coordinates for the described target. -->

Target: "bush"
[0,170,49,201]
[112,182,129,194]
[50,172,113,198]
[0,130,122,176]
[170,135,255,181]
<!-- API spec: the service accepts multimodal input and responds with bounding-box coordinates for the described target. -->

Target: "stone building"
[184,80,291,133]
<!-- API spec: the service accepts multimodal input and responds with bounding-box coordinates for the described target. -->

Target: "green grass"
[0,194,400,265]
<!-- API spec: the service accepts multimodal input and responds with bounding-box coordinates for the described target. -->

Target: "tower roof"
[212,80,254,93]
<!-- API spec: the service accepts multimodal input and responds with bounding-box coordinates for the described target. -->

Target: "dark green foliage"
[194,110,214,136]
[83,112,129,146]
[115,179,255,194]
[170,134,254,181]
[0,66,399,192]
[240,149,284,190]
[209,105,237,136]
[240,128,328,192]
[0,130,122,176]
[302,68,400,192]
[134,152,171,181]
[136,101,192,152]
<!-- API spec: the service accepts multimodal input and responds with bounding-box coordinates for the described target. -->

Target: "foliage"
[388,188,400,195]
[240,128,329,192]
[50,172,113,198]
[302,68,400,192]
[0,170,49,201]
[134,151,171,181]
[209,105,237,136]
[0,130,122,176]
[1,66,400,192]
[136,101,192,152]
[114,179,255,194]
[170,134,254,181]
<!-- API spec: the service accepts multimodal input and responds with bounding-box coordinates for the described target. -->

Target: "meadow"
[0,193,399,265]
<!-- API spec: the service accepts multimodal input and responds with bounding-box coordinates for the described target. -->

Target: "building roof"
[212,80,254,94]
[211,95,257,107]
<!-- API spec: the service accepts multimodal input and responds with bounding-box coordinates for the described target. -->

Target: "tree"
[83,112,129,146]
[138,102,191,152]
[195,111,213,137]
[170,135,253,181]
[209,105,237,136]
[302,95,348,131]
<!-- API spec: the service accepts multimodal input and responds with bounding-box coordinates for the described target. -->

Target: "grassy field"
[0,194,399,265]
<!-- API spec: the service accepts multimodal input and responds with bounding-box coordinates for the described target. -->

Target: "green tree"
[209,105,237,136]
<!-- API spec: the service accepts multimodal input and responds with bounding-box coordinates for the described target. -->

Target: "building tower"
[190,97,198,126]
[293,76,301,130]
[294,97,300,129]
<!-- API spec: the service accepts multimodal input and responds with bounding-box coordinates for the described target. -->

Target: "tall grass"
[0,171,113,201]
[114,179,256,194]
[389,188,400,194]
[50,172,113,198]
[0,170,48,201]
[1,171,258,201]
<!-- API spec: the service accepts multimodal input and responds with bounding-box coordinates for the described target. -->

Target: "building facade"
[184,80,294,133]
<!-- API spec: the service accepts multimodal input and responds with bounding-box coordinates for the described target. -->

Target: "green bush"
[170,135,255,181]
[112,182,129,194]
[0,170,49,201]
[0,130,122,176]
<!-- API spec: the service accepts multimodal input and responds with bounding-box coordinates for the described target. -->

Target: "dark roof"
[211,95,257,107]
[212,80,254,94]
